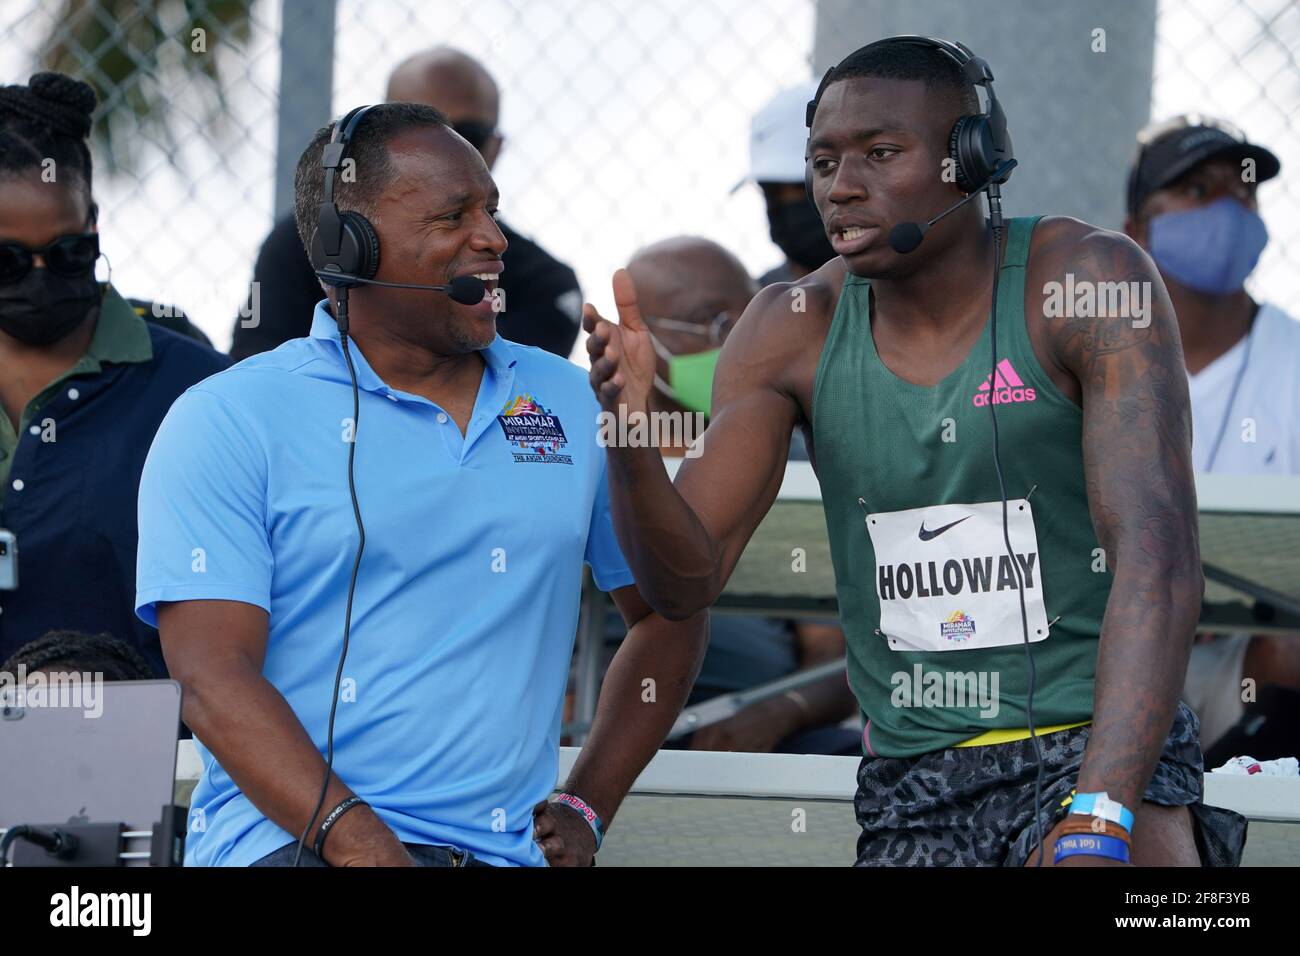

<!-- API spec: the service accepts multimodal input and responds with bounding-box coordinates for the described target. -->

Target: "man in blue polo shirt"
[135,103,706,867]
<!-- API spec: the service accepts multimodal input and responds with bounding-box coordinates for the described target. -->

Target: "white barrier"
[176,740,1300,823]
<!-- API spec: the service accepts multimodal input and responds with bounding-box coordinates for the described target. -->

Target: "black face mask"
[0,268,102,347]
[768,199,837,271]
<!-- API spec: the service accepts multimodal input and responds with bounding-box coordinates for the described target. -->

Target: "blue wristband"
[1069,791,1134,833]
[1053,831,1131,864]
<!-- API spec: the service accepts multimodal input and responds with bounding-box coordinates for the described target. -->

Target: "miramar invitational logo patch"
[940,610,976,644]
[497,393,573,464]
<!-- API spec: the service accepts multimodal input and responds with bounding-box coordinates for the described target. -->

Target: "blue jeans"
[250,841,494,867]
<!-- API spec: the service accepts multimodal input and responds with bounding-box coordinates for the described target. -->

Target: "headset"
[292,104,376,867]
[309,104,485,318]
[806,37,1048,864]
[804,37,1013,205]
[294,105,484,866]
[312,105,383,290]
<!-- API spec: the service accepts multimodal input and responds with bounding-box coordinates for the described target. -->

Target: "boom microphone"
[315,271,488,305]
[888,159,1018,254]
[443,275,489,305]
[888,221,928,255]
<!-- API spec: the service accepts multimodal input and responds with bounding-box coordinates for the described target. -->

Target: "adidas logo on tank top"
[972,358,1036,407]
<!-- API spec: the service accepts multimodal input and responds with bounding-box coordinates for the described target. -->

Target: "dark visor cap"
[1127,117,1280,215]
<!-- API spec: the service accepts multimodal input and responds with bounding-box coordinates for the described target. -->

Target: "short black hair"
[0,71,97,210]
[809,39,980,128]
[3,630,154,681]
[292,102,451,255]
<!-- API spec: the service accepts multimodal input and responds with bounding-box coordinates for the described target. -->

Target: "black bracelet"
[314,796,367,861]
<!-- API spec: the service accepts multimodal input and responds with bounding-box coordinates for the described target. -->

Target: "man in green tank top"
[582,38,1243,866]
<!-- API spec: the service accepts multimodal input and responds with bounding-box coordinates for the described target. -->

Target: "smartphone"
[0,528,17,591]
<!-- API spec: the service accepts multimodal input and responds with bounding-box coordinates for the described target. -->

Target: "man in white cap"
[737,82,838,285]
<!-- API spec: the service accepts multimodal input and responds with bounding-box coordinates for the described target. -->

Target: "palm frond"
[37,0,256,174]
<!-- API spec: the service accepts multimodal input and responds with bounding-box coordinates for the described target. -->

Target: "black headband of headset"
[318,104,376,260]
[805,35,1008,157]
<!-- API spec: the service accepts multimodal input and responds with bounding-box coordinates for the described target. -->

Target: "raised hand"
[582,268,657,414]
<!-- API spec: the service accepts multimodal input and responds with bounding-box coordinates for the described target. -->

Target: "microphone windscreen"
[889,222,925,254]
[447,275,487,305]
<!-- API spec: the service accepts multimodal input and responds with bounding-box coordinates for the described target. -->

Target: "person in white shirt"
[1125,115,1300,757]
[735,82,838,287]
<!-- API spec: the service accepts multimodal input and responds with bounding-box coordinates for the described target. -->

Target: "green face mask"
[651,336,719,416]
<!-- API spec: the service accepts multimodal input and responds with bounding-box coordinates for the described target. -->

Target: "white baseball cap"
[731,81,820,192]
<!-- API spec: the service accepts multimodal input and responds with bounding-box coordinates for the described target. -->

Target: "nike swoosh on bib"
[917,514,972,541]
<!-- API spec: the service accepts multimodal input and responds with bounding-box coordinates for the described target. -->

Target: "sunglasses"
[644,311,735,346]
[0,232,100,284]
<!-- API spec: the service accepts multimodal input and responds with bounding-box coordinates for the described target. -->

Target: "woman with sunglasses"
[0,72,226,679]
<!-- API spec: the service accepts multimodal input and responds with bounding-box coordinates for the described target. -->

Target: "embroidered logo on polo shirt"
[496,393,573,464]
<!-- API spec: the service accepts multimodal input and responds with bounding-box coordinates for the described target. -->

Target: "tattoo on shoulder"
[1036,227,1197,571]
[1038,230,1167,368]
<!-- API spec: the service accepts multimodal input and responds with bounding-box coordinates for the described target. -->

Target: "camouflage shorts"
[853,701,1247,866]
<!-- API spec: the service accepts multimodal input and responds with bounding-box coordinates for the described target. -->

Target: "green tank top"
[811,216,1112,758]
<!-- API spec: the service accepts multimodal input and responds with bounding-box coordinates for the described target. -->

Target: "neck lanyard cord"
[1204,312,1258,472]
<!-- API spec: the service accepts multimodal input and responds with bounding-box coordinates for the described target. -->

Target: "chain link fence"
[2,0,1297,351]
[1151,0,1300,313]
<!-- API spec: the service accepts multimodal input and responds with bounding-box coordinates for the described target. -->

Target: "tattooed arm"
[1038,220,1203,818]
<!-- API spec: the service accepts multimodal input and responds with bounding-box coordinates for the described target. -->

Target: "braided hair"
[0,71,98,211]
[2,629,155,682]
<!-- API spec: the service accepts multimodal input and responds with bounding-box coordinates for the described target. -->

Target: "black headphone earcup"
[308,228,326,273]
[949,114,997,193]
[339,212,380,279]
[805,158,815,206]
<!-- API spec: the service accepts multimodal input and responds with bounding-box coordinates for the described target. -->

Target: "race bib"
[865,499,1050,653]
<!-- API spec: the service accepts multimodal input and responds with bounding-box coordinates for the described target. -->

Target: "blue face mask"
[1147,196,1268,295]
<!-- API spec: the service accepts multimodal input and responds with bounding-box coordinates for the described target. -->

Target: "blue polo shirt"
[136,303,634,867]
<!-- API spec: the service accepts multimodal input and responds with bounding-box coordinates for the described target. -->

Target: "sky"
[1,0,1296,354]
